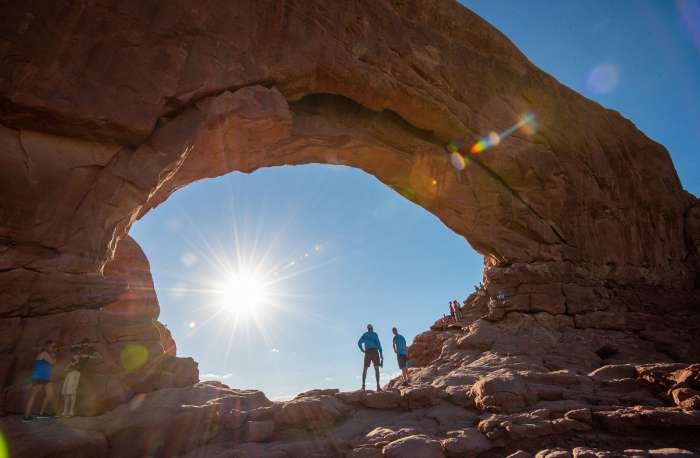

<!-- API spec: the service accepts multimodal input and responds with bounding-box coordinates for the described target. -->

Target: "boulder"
[102,403,221,458]
[471,371,537,413]
[365,427,421,446]
[294,388,339,399]
[362,391,402,410]
[670,387,700,411]
[441,428,491,457]
[383,435,445,458]
[572,447,619,458]
[275,394,346,429]
[564,408,592,424]
[400,385,442,409]
[335,390,367,406]
[444,385,476,408]
[536,450,572,458]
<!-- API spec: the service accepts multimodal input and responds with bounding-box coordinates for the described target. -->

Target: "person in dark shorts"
[392,327,410,386]
[357,324,383,391]
[24,340,58,421]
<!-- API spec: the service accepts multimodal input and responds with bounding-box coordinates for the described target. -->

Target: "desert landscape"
[0,0,698,456]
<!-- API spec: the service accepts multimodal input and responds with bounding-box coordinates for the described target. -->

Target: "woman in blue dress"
[23,340,58,421]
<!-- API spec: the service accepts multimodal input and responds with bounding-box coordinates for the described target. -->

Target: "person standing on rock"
[357,324,383,391]
[453,300,463,321]
[23,340,58,421]
[392,327,410,386]
[59,338,102,417]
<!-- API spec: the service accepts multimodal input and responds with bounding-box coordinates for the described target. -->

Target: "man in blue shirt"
[392,327,410,386]
[357,324,383,391]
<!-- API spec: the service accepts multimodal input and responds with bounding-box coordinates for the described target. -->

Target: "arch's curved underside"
[0,1,699,452]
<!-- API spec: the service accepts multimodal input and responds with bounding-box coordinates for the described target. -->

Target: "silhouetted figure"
[24,340,58,421]
[60,338,102,417]
[453,300,463,321]
[357,324,383,391]
[392,327,410,386]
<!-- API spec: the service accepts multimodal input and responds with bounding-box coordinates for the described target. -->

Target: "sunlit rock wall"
[0,0,698,413]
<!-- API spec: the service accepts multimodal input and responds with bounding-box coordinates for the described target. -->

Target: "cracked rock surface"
[0,0,698,456]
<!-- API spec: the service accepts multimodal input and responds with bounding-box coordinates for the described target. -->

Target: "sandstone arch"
[0,0,698,413]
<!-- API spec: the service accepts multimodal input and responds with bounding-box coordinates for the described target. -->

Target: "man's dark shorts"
[364,348,380,368]
[397,354,408,369]
[31,378,49,386]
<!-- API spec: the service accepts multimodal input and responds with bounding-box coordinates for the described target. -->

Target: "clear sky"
[130,1,699,399]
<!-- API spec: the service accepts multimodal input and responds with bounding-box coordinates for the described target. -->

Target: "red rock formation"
[0,235,197,416]
[0,0,697,296]
[0,0,698,455]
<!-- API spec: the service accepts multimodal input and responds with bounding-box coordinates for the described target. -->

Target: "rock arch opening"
[0,0,697,435]
[129,163,483,398]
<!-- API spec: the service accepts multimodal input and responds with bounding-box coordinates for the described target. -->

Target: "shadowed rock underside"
[0,0,698,456]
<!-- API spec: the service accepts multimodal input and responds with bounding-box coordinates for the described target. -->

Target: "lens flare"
[450,151,467,170]
[586,63,619,95]
[467,112,537,154]
[519,112,538,136]
[121,343,149,372]
[0,431,8,458]
[677,0,700,51]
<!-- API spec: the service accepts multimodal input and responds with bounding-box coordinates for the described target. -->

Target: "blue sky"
[130,1,699,399]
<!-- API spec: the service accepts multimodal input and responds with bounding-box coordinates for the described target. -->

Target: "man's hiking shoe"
[22,416,35,422]
[36,415,53,420]
[376,387,382,392]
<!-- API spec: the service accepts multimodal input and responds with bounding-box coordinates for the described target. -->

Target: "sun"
[219,270,269,317]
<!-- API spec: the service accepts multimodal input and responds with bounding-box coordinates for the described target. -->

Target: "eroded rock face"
[0,0,697,294]
[0,0,698,456]
[0,235,197,416]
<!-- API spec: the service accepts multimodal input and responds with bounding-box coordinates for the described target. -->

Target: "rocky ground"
[2,300,698,458]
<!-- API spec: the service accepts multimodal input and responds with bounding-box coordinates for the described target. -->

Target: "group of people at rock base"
[449,299,463,321]
[26,327,411,417]
[436,299,466,329]
[23,338,102,421]
[357,325,411,391]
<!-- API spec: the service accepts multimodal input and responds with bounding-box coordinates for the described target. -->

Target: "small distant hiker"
[59,339,102,417]
[357,324,383,391]
[392,327,410,386]
[24,340,58,421]
[452,300,463,321]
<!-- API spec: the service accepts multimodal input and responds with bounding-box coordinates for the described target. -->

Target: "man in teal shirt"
[392,327,410,386]
[357,324,383,391]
